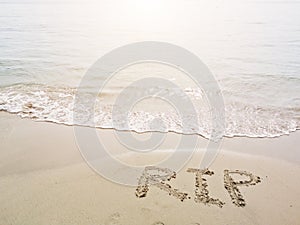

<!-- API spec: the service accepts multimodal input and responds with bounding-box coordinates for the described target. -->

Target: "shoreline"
[1,107,298,140]
[1,111,299,165]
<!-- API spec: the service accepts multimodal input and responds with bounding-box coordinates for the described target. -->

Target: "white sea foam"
[0,83,299,138]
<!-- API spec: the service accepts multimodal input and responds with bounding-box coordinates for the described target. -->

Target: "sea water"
[0,0,299,138]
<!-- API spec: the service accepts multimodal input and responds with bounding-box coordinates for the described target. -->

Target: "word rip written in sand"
[136,166,261,208]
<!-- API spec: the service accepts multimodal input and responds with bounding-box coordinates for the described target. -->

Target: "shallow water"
[0,0,299,138]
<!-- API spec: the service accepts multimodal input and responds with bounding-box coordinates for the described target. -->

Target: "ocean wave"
[0,83,299,138]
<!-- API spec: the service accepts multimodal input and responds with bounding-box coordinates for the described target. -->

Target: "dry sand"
[0,112,299,225]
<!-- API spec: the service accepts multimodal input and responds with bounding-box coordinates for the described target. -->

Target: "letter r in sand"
[135,166,188,202]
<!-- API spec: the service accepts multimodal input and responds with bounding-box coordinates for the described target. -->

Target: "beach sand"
[0,112,299,225]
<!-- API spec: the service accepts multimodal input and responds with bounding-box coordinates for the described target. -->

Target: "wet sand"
[0,112,299,225]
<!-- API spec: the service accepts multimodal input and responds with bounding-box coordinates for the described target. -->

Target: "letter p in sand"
[224,170,262,207]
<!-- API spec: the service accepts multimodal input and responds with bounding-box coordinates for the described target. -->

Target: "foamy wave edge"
[0,83,299,139]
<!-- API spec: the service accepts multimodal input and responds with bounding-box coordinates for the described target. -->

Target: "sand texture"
[0,112,299,225]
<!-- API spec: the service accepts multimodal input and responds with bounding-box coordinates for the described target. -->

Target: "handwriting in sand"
[136,166,262,207]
